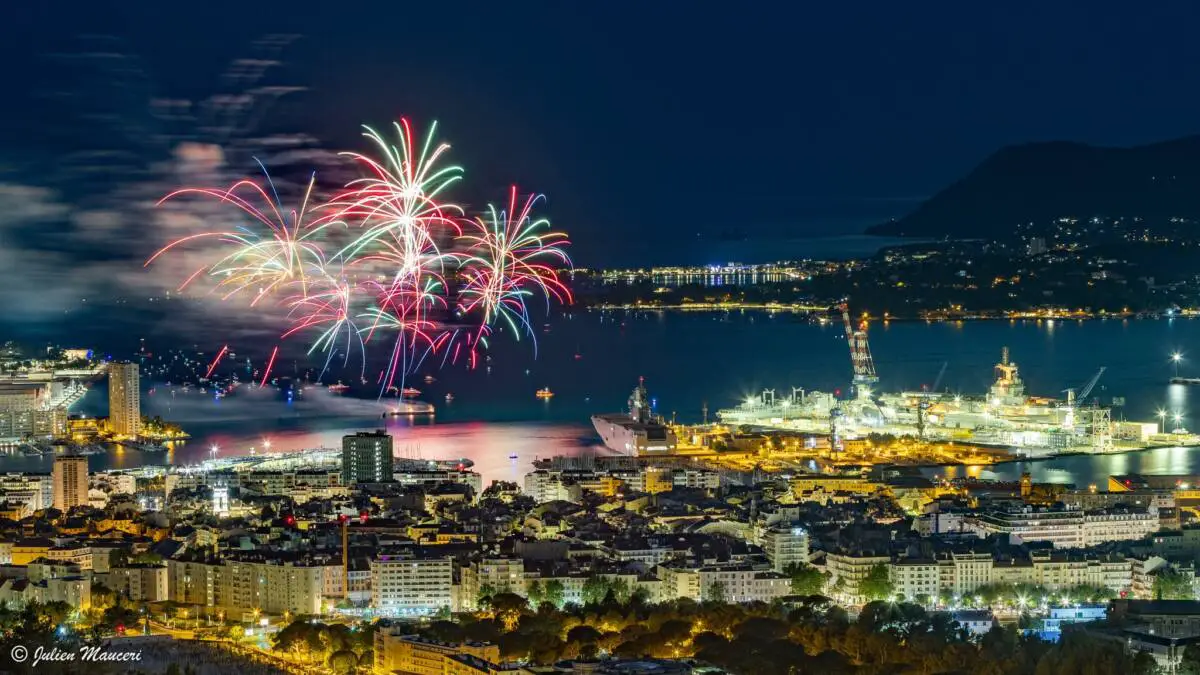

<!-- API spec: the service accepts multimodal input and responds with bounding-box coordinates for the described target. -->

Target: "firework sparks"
[149,118,574,391]
[147,163,326,303]
[457,186,573,347]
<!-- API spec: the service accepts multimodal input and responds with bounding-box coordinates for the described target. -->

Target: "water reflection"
[925,446,1200,488]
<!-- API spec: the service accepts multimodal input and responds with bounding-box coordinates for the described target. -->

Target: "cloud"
[0,185,69,228]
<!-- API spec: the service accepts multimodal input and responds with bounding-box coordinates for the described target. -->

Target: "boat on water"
[591,377,678,455]
[383,401,435,416]
[401,387,421,398]
[508,453,519,460]
[445,393,454,402]
[536,387,554,399]
[424,375,436,384]
[328,382,350,394]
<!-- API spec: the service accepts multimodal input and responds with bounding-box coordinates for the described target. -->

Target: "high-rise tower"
[108,362,141,438]
[341,430,394,484]
[53,454,88,511]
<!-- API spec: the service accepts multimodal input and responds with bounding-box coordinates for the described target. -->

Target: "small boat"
[508,453,519,460]
[445,393,454,402]
[401,387,421,398]
[328,382,350,394]
[536,387,554,399]
[383,401,436,416]
[424,375,436,384]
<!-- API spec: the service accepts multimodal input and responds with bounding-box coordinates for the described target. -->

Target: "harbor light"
[1173,352,1184,378]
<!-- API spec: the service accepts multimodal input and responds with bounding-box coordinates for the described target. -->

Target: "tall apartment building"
[107,362,141,438]
[825,552,893,602]
[341,431,393,484]
[52,454,88,511]
[217,559,324,615]
[106,565,169,603]
[370,555,453,616]
[761,526,810,572]
[461,558,527,609]
[166,558,324,615]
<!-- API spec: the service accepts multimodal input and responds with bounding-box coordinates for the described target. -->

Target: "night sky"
[3,1,1200,326]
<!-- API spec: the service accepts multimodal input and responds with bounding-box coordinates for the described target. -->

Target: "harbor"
[587,308,1195,474]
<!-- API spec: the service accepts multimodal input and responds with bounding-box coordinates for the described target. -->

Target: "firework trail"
[205,344,230,378]
[457,186,573,354]
[259,346,279,387]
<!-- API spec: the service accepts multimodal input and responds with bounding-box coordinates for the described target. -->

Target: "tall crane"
[841,303,879,393]
[1063,366,1106,428]
[917,362,949,440]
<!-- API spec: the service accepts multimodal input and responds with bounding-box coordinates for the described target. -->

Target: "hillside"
[867,136,1200,238]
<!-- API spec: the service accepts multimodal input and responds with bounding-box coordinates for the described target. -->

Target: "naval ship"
[591,377,678,455]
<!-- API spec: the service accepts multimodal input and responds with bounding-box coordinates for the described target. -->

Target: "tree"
[477,582,496,607]
[1179,643,1200,675]
[328,649,359,674]
[487,592,529,631]
[566,625,603,646]
[784,563,829,596]
[543,579,565,608]
[527,580,544,607]
[1154,569,1195,600]
[704,581,727,603]
[859,564,895,602]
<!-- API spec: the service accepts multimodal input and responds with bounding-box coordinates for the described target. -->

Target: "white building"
[523,470,571,503]
[106,565,169,603]
[0,474,51,513]
[892,559,940,602]
[461,558,526,609]
[761,526,810,572]
[370,555,453,617]
[965,506,1158,549]
[671,469,720,490]
[698,566,790,604]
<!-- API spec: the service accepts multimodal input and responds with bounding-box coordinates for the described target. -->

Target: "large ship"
[591,377,678,455]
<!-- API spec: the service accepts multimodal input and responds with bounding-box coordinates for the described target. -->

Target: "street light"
[1158,409,1168,434]
[1173,352,1184,379]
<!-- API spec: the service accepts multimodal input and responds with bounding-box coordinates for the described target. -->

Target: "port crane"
[840,303,879,394]
[916,362,949,440]
[1063,366,1106,418]
[1062,367,1112,452]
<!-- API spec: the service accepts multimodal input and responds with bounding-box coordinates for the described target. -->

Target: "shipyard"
[589,305,1187,474]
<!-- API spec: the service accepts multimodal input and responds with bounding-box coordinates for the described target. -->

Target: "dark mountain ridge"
[868,136,1200,238]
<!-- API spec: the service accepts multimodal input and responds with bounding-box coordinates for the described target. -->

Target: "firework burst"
[149,117,574,392]
[457,186,573,346]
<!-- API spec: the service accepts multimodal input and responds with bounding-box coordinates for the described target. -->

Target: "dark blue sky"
[6,1,1200,265]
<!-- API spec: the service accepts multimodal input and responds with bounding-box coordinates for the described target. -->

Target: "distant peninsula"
[868,135,1200,238]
